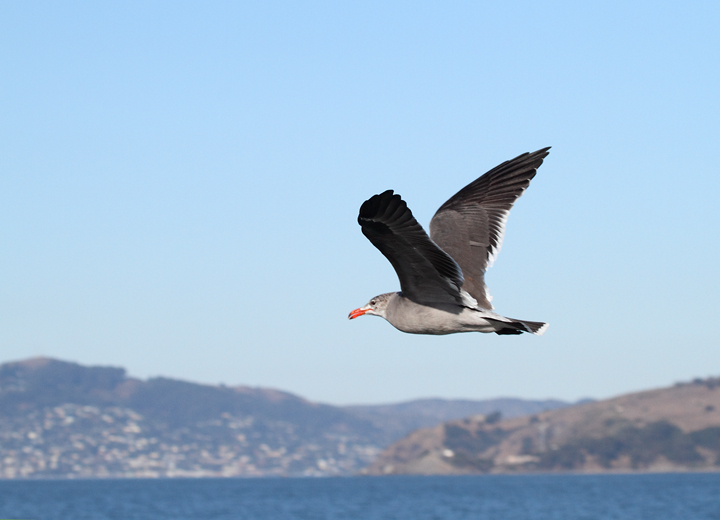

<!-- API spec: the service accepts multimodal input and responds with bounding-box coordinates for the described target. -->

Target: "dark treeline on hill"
[537,420,720,470]
[0,357,575,479]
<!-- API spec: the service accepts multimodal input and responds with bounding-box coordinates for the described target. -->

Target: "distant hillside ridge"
[0,357,372,431]
[344,397,583,441]
[364,377,720,475]
[0,357,384,478]
[0,357,576,479]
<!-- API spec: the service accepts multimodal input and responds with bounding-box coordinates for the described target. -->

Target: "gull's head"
[348,292,393,320]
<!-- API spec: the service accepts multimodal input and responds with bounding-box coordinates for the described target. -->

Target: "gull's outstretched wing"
[358,190,465,305]
[429,148,550,309]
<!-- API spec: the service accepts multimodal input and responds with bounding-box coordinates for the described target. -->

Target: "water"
[1,473,719,520]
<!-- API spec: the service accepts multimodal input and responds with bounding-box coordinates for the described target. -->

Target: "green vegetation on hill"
[536,421,720,470]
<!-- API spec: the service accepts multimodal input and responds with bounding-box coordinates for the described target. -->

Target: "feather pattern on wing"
[358,190,465,305]
[429,147,550,309]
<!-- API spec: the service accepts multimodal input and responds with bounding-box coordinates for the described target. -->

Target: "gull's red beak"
[348,307,368,320]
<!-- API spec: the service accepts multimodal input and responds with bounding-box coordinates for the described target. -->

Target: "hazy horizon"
[3,354,598,407]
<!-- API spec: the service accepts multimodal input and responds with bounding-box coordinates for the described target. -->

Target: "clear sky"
[2,1,719,405]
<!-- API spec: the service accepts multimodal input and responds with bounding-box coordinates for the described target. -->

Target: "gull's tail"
[494,318,548,336]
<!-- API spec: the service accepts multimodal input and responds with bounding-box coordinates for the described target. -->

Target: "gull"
[348,148,550,335]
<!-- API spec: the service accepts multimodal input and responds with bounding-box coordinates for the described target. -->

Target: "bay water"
[1,473,719,520]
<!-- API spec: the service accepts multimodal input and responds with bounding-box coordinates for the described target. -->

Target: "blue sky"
[2,1,719,405]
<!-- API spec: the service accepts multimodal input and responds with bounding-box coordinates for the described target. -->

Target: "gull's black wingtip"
[536,146,551,158]
[358,190,401,223]
[514,146,551,170]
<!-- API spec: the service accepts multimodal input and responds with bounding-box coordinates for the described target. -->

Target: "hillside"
[0,357,386,478]
[344,397,575,441]
[0,357,572,478]
[364,377,720,475]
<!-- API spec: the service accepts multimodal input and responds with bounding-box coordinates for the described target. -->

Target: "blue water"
[1,474,719,520]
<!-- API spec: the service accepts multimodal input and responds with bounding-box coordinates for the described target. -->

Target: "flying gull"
[348,148,550,336]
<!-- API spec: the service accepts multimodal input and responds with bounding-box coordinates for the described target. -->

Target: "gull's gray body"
[349,148,550,336]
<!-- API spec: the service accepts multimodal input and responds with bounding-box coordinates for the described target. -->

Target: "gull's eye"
[370,300,376,306]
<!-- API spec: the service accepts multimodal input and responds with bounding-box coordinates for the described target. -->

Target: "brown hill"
[364,377,720,475]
